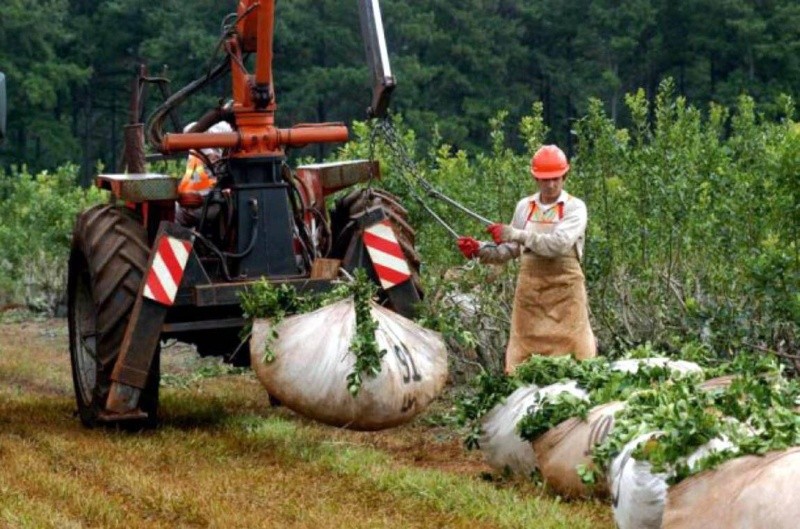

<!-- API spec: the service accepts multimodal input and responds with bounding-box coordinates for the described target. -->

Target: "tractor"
[67,0,422,428]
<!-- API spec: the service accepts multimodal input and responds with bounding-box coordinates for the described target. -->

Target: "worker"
[457,145,596,372]
[175,120,232,226]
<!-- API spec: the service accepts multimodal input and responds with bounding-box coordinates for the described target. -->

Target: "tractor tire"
[67,204,160,429]
[329,188,424,300]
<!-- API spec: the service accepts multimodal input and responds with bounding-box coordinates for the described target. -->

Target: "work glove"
[487,223,526,244]
[456,236,481,259]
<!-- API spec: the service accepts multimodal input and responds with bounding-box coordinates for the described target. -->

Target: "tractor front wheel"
[67,204,160,429]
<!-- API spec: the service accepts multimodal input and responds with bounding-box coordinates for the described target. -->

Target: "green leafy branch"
[239,269,385,397]
[517,392,590,442]
[346,269,386,396]
[590,373,800,486]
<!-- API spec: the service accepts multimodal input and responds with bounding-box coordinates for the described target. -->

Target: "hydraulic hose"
[145,56,231,152]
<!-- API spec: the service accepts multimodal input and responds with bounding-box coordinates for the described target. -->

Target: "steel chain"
[368,118,461,238]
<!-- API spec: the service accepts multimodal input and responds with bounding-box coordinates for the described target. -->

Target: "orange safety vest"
[178,154,216,196]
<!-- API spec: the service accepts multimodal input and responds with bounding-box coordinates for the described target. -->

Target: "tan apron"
[505,252,596,372]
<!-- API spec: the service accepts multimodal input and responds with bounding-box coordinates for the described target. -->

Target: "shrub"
[0,164,105,313]
[340,82,799,369]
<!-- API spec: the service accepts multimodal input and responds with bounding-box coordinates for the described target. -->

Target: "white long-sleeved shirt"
[478,190,587,264]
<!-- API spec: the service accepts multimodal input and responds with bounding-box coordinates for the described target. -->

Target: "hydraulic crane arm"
[153,0,395,157]
[359,0,396,118]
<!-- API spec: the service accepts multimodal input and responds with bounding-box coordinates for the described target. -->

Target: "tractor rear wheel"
[67,204,160,428]
[329,188,424,303]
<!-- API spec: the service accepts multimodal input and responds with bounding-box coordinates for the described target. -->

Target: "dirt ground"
[0,315,613,528]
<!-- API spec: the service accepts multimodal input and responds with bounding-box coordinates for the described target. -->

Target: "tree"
[0,0,91,169]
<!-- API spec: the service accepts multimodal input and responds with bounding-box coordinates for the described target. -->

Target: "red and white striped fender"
[143,234,194,306]
[362,220,411,290]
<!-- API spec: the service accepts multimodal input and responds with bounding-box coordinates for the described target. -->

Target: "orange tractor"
[67,0,421,428]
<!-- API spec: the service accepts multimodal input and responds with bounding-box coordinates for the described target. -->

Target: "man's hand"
[487,223,508,244]
[457,236,481,259]
[487,223,527,244]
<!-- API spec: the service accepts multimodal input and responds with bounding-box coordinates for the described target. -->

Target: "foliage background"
[3,0,800,177]
[0,0,797,369]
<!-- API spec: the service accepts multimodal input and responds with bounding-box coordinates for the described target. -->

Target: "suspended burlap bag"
[532,400,625,499]
[609,433,734,529]
[479,381,587,476]
[250,298,447,431]
[662,447,800,529]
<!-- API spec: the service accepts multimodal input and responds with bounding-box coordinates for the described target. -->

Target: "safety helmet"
[530,145,569,180]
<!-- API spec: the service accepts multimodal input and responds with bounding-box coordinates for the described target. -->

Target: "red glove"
[487,223,505,244]
[457,236,481,259]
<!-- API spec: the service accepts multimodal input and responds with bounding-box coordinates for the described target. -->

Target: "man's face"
[535,176,565,203]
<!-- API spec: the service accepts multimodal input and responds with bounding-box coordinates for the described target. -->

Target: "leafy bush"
[3,80,798,369]
[341,81,799,366]
[0,165,105,313]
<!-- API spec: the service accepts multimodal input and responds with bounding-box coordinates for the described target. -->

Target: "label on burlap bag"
[250,298,447,431]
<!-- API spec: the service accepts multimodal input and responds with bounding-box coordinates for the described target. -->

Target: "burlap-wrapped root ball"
[250,298,448,430]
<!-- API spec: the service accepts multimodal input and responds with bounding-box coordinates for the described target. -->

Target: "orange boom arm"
[160,0,349,157]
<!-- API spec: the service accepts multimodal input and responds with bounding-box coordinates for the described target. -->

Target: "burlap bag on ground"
[480,381,587,476]
[698,374,735,391]
[662,447,800,529]
[250,298,447,430]
[506,254,595,371]
[532,401,625,499]
[610,434,733,529]
[479,384,540,476]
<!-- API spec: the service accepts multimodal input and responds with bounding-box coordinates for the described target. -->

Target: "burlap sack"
[662,447,800,529]
[479,381,587,476]
[250,298,447,430]
[610,358,703,377]
[478,384,541,476]
[698,374,735,391]
[610,434,733,529]
[532,401,625,499]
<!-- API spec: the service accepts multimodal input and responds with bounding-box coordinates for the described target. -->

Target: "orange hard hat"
[530,145,569,179]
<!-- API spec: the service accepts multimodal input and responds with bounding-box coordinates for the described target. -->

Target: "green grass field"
[0,316,613,528]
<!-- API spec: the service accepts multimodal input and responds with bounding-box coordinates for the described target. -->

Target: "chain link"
[366,117,493,237]
[367,118,462,238]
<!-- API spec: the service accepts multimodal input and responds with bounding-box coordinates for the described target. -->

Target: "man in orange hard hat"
[175,120,232,226]
[456,144,596,372]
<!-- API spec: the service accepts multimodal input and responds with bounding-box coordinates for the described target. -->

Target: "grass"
[0,319,613,529]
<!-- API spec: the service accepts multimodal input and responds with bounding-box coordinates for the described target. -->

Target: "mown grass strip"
[233,415,610,529]
[0,320,611,528]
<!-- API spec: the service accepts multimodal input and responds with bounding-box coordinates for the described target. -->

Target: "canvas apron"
[505,202,596,372]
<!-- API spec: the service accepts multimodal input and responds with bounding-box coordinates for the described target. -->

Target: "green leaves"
[517,392,590,442]
[455,370,520,450]
[346,269,386,396]
[0,165,105,312]
[591,370,800,486]
[239,268,385,397]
